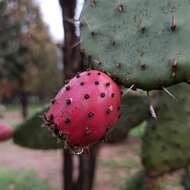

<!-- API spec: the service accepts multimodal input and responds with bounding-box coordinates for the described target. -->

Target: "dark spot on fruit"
[49,114,54,121]
[111,93,115,98]
[97,72,101,75]
[76,73,80,78]
[100,93,105,98]
[120,91,123,95]
[65,99,72,105]
[80,82,84,86]
[64,118,71,124]
[51,99,56,104]
[66,86,70,91]
[84,94,90,99]
[87,72,91,76]
[118,113,121,119]
[117,106,120,111]
[88,112,94,118]
[106,108,112,114]
[105,82,110,87]
[106,128,109,132]
[95,81,99,85]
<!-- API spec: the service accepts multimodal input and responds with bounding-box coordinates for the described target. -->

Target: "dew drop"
[71,146,84,155]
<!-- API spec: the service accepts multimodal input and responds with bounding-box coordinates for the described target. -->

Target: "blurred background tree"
[0,0,62,119]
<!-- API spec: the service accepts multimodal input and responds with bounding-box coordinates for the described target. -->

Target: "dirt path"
[0,139,141,190]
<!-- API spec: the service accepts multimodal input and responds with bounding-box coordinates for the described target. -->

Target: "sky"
[34,0,64,42]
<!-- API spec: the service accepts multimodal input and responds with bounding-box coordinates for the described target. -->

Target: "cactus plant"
[80,0,190,90]
[142,83,190,177]
[106,92,149,143]
[121,171,161,190]
[13,106,64,149]
[13,93,148,148]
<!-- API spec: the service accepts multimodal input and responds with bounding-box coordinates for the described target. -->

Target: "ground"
[0,106,184,190]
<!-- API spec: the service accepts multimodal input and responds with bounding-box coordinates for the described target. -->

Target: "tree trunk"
[18,78,28,120]
[63,149,74,190]
[74,145,99,190]
[58,1,84,190]
[58,1,97,190]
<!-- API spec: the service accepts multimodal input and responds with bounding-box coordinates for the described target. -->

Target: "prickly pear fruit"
[0,124,14,141]
[44,70,121,150]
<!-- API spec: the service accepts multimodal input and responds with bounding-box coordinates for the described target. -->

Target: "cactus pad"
[142,83,190,177]
[13,106,64,150]
[106,93,149,143]
[81,0,190,90]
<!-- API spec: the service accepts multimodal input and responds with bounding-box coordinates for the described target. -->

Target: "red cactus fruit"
[44,70,121,151]
[0,124,14,141]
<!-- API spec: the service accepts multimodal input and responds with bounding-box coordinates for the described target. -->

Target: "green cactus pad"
[13,106,64,150]
[106,93,149,143]
[142,83,190,177]
[121,170,161,190]
[81,0,190,90]
[181,167,190,190]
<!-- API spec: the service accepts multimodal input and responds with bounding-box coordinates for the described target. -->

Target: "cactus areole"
[0,124,14,141]
[44,70,121,152]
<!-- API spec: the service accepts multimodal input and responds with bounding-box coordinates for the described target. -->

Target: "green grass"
[0,168,54,190]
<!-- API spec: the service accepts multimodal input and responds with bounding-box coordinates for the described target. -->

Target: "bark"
[18,78,28,120]
[58,1,88,190]
[74,146,99,190]
[59,1,97,190]
[63,149,73,190]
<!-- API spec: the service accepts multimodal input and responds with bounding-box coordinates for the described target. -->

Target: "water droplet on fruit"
[71,146,84,155]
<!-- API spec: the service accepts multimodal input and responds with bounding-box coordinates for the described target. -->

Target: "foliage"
[0,168,54,190]
[0,0,62,99]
